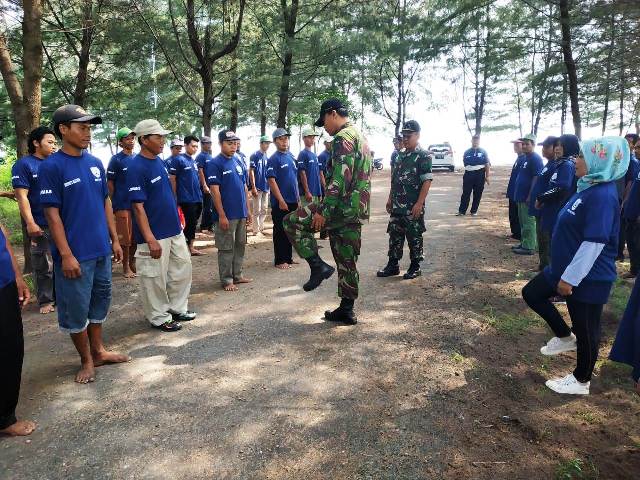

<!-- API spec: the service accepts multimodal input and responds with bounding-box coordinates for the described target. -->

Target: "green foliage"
[609,279,632,319]
[483,305,543,336]
[554,458,599,480]
[0,155,22,244]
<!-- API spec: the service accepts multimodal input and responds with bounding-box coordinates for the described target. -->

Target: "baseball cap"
[538,136,558,147]
[401,120,420,133]
[218,129,240,143]
[272,128,291,140]
[259,135,272,143]
[52,104,102,127]
[519,133,537,143]
[133,119,172,137]
[200,136,212,144]
[302,127,319,137]
[314,99,348,127]
[170,138,184,148]
[116,127,134,141]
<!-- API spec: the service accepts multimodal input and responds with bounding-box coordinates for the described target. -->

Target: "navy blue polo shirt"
[266,151,299,205]
[462,148,489,167]
[250,150,270,192]
[318,150,330,173]
[107,151,134,211]
[0,226,15,289]
[196,151,212,171]
[127,154,181,244]
[297,149,322,196]
[506,155,523,200]
[544,182,618,304]
[205,153,248,221]
[11,154,47,226]
[528,161,550,218]
[539,159,576,232]
[39,150,111,263]
[513,152,544,203]
[168,153,202,204]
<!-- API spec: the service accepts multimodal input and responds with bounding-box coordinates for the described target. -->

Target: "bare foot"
[223,283,238,291]
[0,420,37,436]
[275,263,291,269]
[234,277,253,284]
[75,363,96,384]
[123,270,137,279]
[39,303,55,314]
[92,350,131,367]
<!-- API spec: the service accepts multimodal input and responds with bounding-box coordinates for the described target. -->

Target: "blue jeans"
[54,256,112,333]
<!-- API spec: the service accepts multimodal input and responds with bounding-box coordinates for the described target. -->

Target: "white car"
[428,143,455,171]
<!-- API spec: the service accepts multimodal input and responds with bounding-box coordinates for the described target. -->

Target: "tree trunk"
[277,49,293,128]
[229,54,239,131]
[618,59,625,136]
[559,0,581,138]
[560,72,568,135]
[395,57,404,136]
[201,76,213,136]
[260,96,267,136]
[601,12,615,135]
[73,0,96,107]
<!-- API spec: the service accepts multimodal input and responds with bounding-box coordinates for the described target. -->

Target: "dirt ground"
[1,167,638,479]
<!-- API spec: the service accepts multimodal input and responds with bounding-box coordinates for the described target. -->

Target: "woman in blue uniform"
[522,137,629,395]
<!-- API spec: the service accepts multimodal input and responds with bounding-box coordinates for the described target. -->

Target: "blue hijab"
[577,136,630,192]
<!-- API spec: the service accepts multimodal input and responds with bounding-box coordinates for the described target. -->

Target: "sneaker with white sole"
[545,373,590,395]
[540,334,577,356]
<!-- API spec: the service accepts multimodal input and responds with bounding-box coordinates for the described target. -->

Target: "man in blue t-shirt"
[249,135,272,235]
[297,127,324,207]
[457,134,490,216]
[107,127,136,278]
[169,135,203,256]
[166,138,184,170]
[11,126,57,314]
[128,119,195,333]
[0,222,36,437]
[512,134,544,255]
[39,104,129,384]
[391,136,402,170]
[507,140,524,240]
[267,128,299,268]
[196,136,214,232]
[205,129,253,291]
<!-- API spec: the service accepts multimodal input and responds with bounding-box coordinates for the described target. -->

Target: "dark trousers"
[30,228,55,306]
[522,273,603,383]
[179,202,203,244]
[536,222,551,271]
[509,199,521,239]
[200,190,214,230]
[618,207,626,260]
[272,202,298,265]
[0,281,24,430]
[458,169,485,214]
[626,218,640,275]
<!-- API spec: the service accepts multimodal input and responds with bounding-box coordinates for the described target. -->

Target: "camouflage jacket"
[320,122,372,223]
[390,147,433,215]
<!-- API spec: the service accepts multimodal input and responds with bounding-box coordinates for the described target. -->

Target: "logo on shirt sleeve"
[568,198,582,215]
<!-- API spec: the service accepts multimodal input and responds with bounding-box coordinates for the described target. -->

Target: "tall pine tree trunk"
[260,97,267,136]
[559,0,581,138]
[73,0,96,107]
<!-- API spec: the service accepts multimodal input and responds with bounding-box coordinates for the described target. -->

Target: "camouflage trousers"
[283,202,361,299]
[387,214,426,261]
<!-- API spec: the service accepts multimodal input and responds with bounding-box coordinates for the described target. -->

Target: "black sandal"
[152,320,182,332]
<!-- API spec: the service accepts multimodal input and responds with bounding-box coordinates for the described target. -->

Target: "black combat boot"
[303,254,335,291]
[403,260,422,279]
[324,298,357,325]
[376,258,400,277]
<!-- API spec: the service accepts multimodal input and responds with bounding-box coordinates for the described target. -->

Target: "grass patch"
[451,351,465,364]
[483,305,543,335]
[0,157,23,245]
[575,410,600,425]
[554,458,599,480]
[608,279,631,319]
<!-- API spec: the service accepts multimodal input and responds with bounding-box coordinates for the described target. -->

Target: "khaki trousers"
[214,219,247,286]
[136,233,192,326]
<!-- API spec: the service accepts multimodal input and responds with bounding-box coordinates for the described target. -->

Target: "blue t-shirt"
[205,154,248,221]
[11,154,47,226]
[528,161,550,218]
[544,183,619,304]
[107,151,134,211]
[127,154,181,244]
[168,154,202,204]
[513,152,544,203]
[196,151,213,171]
[624,167,640,220]
[318,150,330,173]
[297,149,322,197]
[266,151,299,205]
[250,150,270,192]
[506,155,523,200]
[391,150,399,169]
[462,148,489,167]
[39,150,111,263]
[539,159,576,232]
[0,226,15,289]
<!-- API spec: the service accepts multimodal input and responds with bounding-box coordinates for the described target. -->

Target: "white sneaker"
[540,334,577,356]
[545,373,590,395]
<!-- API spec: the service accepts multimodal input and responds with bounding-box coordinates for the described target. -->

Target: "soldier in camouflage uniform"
[284,99,371,325]
[377,120,433,280]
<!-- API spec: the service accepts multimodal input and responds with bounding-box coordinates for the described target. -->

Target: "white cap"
[170,138,184,148]
[133,119,172,137]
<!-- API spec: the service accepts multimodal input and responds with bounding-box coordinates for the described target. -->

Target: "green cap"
[519,133,536,143]
[259,135,272,143]
[301,127,319,137]
[116,127,134,141]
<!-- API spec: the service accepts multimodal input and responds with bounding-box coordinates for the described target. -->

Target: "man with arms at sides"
[249,135,272,236]
[196,136,215,232]
[297,128,324,207]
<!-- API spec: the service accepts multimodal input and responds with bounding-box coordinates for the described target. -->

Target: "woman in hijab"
[522,137,629,395]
